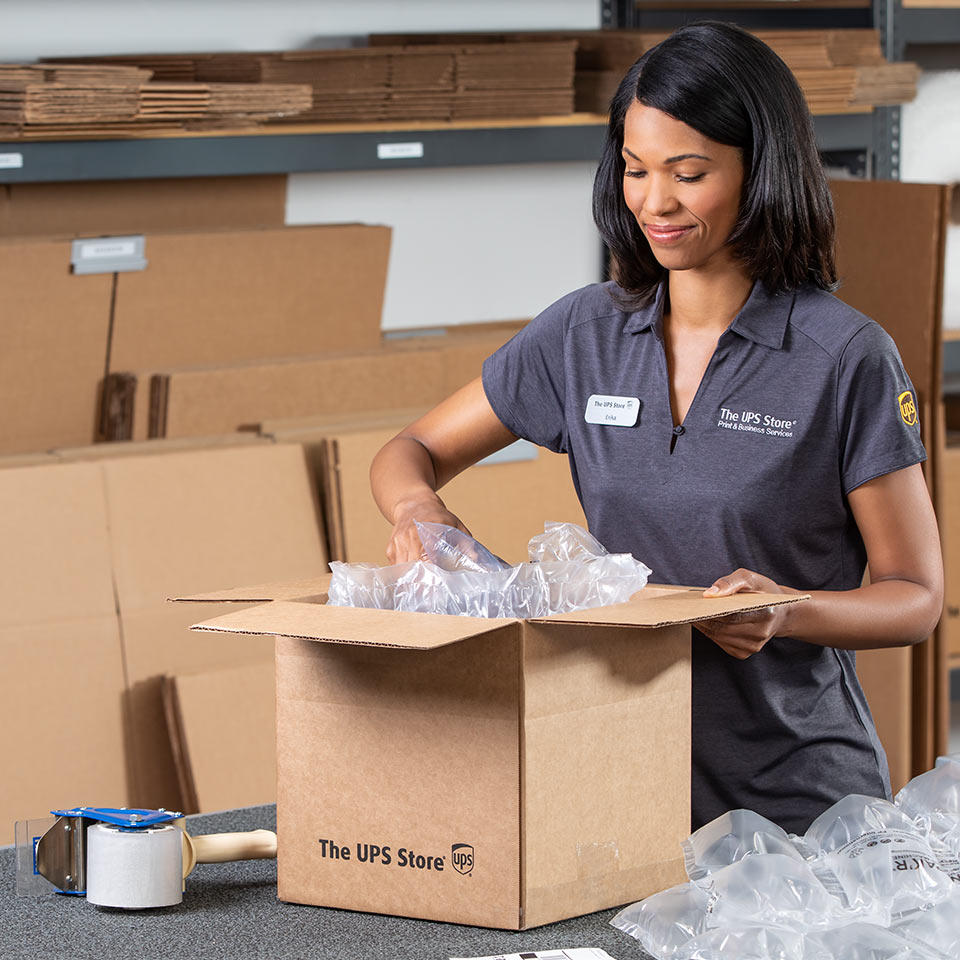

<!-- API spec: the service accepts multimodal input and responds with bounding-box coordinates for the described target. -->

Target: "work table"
[1,805,650,960]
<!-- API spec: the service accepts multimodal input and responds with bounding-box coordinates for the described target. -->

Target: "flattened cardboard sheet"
[323,421,586,564]
[942,443,960,658]
[832,179,947,401]
[855,645,913,792]
[102,443,327,616]
[0,238,113,454]
[110,224,390,372]
[0,175,286,238]
[833,179,949,775]
[138,323,520,441]
[53,432,268,462]
[0,462,126,842]
[100,442,328,807]
[1,619,128,846]
[0,461,115,628]
[164,660,277,814]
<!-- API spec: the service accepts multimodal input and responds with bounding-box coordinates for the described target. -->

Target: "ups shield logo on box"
[451,843,474,875]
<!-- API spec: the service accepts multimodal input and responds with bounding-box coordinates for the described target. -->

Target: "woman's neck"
[666,266,754,333]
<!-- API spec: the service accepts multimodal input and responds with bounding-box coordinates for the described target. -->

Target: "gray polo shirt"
[482,279,926,835]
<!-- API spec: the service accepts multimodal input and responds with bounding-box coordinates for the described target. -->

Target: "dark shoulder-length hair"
[593,20,837,309]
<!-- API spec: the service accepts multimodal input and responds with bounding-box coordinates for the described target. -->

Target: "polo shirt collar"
[622,279,794,350]
[729,282,794,350]
[621,282,666,334]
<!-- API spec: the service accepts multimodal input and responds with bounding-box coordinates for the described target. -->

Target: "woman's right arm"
[370,376,518,564]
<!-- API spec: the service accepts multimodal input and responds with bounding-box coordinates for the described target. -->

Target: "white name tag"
[584,394,640,427]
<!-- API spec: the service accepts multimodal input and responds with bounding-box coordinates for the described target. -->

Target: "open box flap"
[171,574,331,604]
[531,585,810,628]
[191,599,518,650]
[188,583,809,649]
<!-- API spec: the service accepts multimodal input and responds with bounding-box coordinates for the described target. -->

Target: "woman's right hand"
[371,377,518,564]
[386,495,473,564]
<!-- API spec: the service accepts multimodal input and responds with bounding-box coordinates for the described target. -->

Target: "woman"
[370,22,942,834]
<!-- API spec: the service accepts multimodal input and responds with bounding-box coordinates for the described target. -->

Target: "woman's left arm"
[697,463,943,659]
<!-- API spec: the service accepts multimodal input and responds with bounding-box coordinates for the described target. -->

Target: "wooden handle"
[182,829,277,878]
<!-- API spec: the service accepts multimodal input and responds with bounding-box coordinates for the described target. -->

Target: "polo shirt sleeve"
[481,297,568,454]
[837,321,926,494]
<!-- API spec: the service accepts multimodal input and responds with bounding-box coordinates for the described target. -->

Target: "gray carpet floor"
[1,805,650,960]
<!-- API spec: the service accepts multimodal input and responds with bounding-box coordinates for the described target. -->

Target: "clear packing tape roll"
[86,823,183,909]
[612,758,960,959]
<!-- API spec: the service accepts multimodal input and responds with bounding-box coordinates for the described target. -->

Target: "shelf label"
[377,141,424,160]
[0,152,24,170]
[79,239,138,260]
[71,235,147,274]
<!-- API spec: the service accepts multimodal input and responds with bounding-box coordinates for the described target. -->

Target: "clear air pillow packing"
[611,769,960,960]
[327,521,651,618]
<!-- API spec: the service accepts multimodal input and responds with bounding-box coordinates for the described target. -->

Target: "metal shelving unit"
[0,109,876,185]
[0,120,610,184]
[0,0,923,187]
[602,0,960,180]
[897,6,960,53]
[0,3,953,185]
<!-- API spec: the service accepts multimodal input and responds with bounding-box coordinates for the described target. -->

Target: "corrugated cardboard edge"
[161,674,200,814]
[170,574,331,603]
[531,589,811,628]
[190,600,518,650]
[98,372,137,442]
[149,373,170,439]
[516,628,526,932]
[183,589,809,650]
[320,437,347,562]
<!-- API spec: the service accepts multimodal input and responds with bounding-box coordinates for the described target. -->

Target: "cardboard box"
[0,462,128,845]
[0,176,286,238]
[179,580,805,928]
[109,224,391,373]
[123,324,524,441]
[0,237,113,454]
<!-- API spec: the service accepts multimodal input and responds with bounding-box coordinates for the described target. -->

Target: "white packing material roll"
[86,823,183,909]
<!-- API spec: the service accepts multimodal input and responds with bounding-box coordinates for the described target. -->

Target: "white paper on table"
[450,949,617,960]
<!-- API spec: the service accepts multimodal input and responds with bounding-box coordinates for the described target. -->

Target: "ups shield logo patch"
[898,391,918,427]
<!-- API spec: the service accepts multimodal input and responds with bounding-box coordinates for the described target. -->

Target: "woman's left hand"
[697,569,799,660]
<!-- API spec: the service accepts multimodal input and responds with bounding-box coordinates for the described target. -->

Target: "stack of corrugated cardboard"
[45,42,577,123]
[138,82,312,123]
[0,61,312,138]
[370,28,918,115]
[0,179,588,840]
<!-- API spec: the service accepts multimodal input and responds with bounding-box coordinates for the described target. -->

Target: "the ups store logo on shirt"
[898,390,918,427]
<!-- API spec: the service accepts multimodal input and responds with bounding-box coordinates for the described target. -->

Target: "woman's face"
[621,101,746,276]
